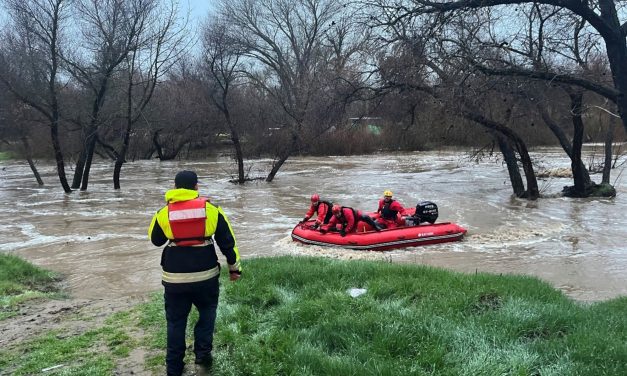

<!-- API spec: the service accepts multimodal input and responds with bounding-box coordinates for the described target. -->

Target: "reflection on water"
[1,148,626,301]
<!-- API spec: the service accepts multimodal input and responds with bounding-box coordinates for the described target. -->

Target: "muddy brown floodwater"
[1,148,625,301]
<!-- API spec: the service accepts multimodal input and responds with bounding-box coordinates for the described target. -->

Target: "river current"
[1,148,625,301]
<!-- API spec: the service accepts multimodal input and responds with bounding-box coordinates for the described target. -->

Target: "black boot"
[363,216,383,231]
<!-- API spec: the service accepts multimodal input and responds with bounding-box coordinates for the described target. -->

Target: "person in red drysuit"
[376,190,405,229]
[300,193,333,229]
[320,205,381,236]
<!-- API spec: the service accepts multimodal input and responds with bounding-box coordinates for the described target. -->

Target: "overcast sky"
[182,0,214,23]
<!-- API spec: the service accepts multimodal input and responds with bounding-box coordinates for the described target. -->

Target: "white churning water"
[0,147,625,301]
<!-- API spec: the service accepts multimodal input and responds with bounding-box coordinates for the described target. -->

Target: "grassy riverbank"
[0,254,61,320]
[1,255,626,375]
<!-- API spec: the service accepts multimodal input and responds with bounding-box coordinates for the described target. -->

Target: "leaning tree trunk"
[462,109,539,199]
[114,78,135,189]
[224,111,245,184]
[602,115,616,184]
[568,91,587,196]
[600,8,627,134]
[495,133,525,197]
[265,132,299,182]
[50,121,71,192]
[72,146,87,189]
[80,134,98,191]
[537,102,592,185]
[266,152,290,183]
[21,137,44,186]
[152,130,165,160]
[513,137,539,199]
[232,132,245,183]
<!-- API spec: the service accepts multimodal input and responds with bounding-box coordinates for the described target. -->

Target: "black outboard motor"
[405,201,439,225]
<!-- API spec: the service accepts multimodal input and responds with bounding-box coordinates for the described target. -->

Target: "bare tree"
[112,0,188,189]
[0,0,72,192]
[458,3,614,195]
[146,64,218,161]
[386,0,627,135]
[0,90,45,185]
[217,0,346,182]
[367,0,622,197]
[66,0,151,190]
[202,18,247,183]
[368,6,541,198]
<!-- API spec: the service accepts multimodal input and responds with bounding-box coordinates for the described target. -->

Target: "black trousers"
[164,279,219,376]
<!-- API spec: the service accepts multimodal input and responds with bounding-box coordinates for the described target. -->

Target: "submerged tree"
[367,0,623,198]
[66,0,162,191]
[112,0,187,189]
[0,0,72,192]
[381,0,627,135]
[217,0,350,182]
[0,90,45,185]
[202,18,247,184]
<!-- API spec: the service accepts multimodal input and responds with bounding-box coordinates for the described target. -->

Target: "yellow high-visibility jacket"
[148,189,241,290]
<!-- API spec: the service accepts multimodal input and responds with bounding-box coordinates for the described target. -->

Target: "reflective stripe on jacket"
[148,188,241,290]
[161,266,220,284]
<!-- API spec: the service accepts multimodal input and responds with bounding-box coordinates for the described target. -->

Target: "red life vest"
[168,198,208,246]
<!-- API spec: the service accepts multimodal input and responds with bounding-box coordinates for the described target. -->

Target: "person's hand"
[319,228,327,234]
[340,229,346,237]
[302,217,309,223]
[229,270,241,281]
[312,223,320,230]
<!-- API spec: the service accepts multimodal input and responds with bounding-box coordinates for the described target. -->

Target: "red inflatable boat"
[291,207,466,251]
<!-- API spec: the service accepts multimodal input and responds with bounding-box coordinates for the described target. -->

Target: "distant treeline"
[0,0,625,196]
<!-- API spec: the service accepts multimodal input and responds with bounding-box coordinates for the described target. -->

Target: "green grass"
[1,256,625,375]
[0,295,144,375]
[134,256,626,376]
[0,254,61,320]
[0,309,140,375]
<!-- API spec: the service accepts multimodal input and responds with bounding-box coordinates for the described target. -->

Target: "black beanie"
[174,170,198,189]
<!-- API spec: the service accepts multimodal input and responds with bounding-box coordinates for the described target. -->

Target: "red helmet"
[332,204,341,214]
[311,193,320,203]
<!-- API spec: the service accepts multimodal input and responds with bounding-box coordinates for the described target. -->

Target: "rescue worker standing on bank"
[376,190,405,229]
[148,170,241,376]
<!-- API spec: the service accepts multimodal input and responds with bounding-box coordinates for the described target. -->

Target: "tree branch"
[0,74,53,121]
[472,63,619,101]
[412,0,616,40]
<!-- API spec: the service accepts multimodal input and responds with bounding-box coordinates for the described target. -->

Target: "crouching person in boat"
[300,193,333,229]
[320,204,382,236]
[376,190,405,230]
